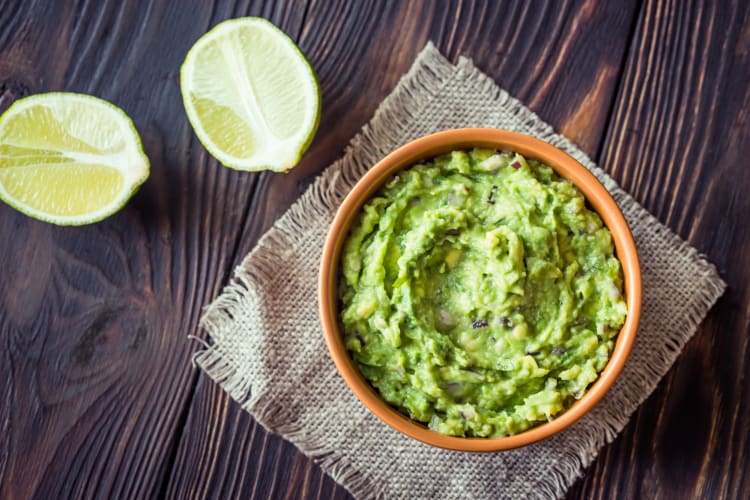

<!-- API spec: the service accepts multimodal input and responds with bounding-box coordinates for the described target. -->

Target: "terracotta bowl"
[318,128,641,452]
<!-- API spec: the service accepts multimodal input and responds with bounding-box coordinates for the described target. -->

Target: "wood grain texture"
[567,0,750,498]
[165,1,640,498]
[0,1,307,498]
[3,0,749,498]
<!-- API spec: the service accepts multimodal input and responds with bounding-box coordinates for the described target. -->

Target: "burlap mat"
[194,43,726,499]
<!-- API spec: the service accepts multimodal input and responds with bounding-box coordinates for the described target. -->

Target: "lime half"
[0,92,149,225]
[180,17,320,172]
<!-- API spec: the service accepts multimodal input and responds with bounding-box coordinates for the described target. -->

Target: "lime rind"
[0,92,150,226]
[180,17,320,172]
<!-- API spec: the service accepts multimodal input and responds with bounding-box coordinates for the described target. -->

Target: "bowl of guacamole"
[319,129,641,452]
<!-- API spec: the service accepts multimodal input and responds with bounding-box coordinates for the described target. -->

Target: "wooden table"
[1,1,747,498]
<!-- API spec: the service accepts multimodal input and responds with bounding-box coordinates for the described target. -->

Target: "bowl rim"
[318,128,642,452]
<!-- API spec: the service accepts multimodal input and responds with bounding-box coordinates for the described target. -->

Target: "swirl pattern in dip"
[339,149,627,437]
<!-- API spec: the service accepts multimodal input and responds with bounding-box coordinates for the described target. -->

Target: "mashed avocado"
[339,149,627,438]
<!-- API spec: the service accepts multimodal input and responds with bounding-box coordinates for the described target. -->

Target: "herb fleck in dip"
[339,149,627,437]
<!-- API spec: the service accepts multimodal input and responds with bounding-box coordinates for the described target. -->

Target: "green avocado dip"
[339,149,627,438]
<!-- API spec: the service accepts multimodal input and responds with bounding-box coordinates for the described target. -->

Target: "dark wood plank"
[0,1,308,498]
[166,1,641,497]
[566,0,750,498]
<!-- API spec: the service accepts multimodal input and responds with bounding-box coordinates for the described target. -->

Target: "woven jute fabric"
[194,43,726,499]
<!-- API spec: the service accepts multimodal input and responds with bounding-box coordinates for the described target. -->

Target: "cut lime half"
[0,92,150,225]
[180,17,321,172]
